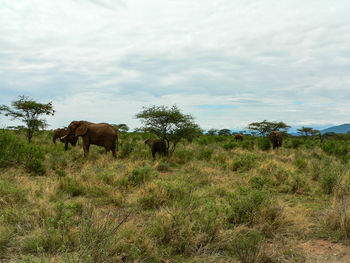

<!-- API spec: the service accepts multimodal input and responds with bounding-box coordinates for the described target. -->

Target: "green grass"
[1,130,350,262]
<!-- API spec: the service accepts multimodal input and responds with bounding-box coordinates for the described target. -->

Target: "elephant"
[62,121,118,157]
[269,131,283,149]
[145,138,168,159]
[53,128,78,151]
[234,134,243,142]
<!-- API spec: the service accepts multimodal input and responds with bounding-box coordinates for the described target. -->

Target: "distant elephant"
[145,138,168,159]
[53,128,78,151]
[234,134,243,142]
[269,131,283,149]
[62,121,118,157]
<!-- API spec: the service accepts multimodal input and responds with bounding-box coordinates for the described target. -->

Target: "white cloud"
[0,0,350,130]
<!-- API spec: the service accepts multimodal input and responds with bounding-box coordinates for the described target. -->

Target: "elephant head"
[269,131,283,149]
[62,121,88,140]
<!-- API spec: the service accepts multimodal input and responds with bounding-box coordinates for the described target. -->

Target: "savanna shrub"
[0,131,46,175]
[231,153,258,172]
[256,138,271,151]
[0,180,27,205]
[226,189,267,225]
[197,136,213,146]
[321,171,339,195]
[293,157,308,170]
[156,160,171,172]
[0,131,25,167]
[214,135,228,143]
[284,138,303,149]
[321,141,349,158]
[229,227,263,263]
[118,166,157,187]
[174,149,193,164]
[223,141,238,151]
[249,175,272,190]
[282,173,309,194]
[199,149,213,161]
[240,140,255,150]
[119,140,134,158]
[58,177,86,197]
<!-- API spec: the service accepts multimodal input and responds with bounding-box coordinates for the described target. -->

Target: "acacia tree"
[297,126,320,139]
[113,123,130,133]
[218,129,231,136]
[0,96,55,142]
[207,129,218,136]
[136,105,201,153]
[247,120,290,137]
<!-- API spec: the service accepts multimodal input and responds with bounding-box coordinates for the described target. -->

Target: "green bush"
[197,136,213,146]
[256,138,271,151]
[321,171,339,195]
[293,157,307,170]
[199,149,213,161]
[58,177,86,197]
[285,138,303,149]
[0,227,14,256]
[229,228,263,263]
[226,189,267,225]
[231,153,258,172]
[174,149,193,164]
[0,180,27,205]
[240,140,255,150]
[118,166,157,187]
[282,173,309,194]
[97,171,115,185]
[0,131,46,175]
[321,141,349,158]
[223,141,238,151]
[156,161,171,172]
[249,176,272,190]
[119,140,134,158]
[139,180,191,209]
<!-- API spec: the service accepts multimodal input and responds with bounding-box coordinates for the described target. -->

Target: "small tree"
[218,129,231,136]
[207,129,218,136]
[113,123,129,133]
[247,120,290,137]
[0,96,55,142]
[297,126,320,139]
[135,105,200,153]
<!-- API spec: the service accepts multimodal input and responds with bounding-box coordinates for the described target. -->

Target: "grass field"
[1,130,350,262]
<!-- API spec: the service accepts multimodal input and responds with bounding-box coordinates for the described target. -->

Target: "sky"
[0,0,350,131]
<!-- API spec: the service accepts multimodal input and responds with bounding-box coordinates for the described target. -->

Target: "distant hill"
[321,124,350,134]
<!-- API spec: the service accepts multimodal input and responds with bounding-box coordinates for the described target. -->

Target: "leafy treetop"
[136,105,201,153]
[297,126,320,138]
[247,120,290,137]
[0,95,55,142]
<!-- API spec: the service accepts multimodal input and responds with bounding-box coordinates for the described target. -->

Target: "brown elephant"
[269,131,283,149]
[63,121,118,157]
[53,128,78,151]
[145,139,168,159]
[234,134,243,142]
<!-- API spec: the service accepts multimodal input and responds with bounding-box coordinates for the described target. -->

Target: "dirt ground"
[299,240,350,263]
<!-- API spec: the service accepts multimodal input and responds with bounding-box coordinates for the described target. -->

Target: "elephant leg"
[110,142,116,158]
[82,137,90,156]
[111,145,116,158]
[64,141,68,151]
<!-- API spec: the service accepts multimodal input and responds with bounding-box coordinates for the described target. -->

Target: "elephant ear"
[75,123,88,136]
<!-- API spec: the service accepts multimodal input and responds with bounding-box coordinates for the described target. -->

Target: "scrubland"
[1,130,350,262]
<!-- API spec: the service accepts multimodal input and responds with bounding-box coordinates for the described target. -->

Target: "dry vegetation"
[1,130,350,262]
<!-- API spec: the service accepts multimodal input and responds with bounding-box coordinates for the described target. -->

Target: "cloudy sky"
[1,0,350,131]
